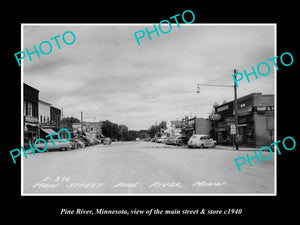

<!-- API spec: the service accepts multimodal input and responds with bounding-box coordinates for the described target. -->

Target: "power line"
[197,84,234,87]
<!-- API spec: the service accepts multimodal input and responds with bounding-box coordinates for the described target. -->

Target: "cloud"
[23,24,275,130]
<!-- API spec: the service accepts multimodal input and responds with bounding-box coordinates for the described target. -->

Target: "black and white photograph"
[21,24,276,195]
[4,3,299,222]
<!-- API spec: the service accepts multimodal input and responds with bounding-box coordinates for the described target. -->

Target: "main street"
[23,141,275,195]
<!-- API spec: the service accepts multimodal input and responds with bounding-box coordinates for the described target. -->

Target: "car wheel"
[200,144,204,149]
[61,147,67,151]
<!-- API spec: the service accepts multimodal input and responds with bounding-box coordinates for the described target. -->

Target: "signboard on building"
[225,117,235,124]
[216,104,229,112]
[237,105,253,116]
[230,124,236,134]
[209,114,221,121]
[255,106,275,114]
[24,115,38,123]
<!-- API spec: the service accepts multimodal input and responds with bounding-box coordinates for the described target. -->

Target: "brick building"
[214,92,274,147]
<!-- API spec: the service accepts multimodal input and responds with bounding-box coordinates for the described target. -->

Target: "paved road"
[23,141,275,195]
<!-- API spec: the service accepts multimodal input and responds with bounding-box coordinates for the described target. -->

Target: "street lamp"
[196,69,239,150]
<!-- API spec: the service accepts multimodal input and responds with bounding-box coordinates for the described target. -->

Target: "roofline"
[39,99,52,105]
[215,92,264,108]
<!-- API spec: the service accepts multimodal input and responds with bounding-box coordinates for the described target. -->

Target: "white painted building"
[39,100,51,124]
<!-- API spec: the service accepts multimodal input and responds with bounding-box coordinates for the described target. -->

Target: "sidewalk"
[216,145,261,151]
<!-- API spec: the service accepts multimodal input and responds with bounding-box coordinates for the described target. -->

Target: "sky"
[23,24,275,130]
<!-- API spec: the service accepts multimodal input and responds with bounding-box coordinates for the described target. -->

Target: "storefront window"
[23,101,27,115]
[26,102,32,116]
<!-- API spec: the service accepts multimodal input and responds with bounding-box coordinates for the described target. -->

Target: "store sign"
[24,115,38,123]
[238,105,253,115]
[210,114,221,121]
[40,121,56,127]
[230,124,236,134]
[255,106,274,114]
[216,105,229,112]
[187,119,195,125]
[225,117,236,124]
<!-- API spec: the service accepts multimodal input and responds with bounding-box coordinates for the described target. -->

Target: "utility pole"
[234,69,239,150]
[81,111,83,135]
[197,69,239,150]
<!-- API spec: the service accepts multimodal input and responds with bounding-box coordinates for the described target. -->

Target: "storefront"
[24,115,39,144]
[236,98,255,146]
[216,125,231,144]
[214,93,274,147]
[24,83,39,145]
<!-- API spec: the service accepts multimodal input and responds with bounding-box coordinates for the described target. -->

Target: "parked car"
[165,136,178,145]
[165,137,174,145]
[86,138,97,145]
[103,137,112,145]
[35,139,74,152]
[73,138,85,148]
[187,134,216,148]
[151,137,158,142]
[79,136,91,146]
[93,138,102,144]
[176,136,189,146]
[157,136,167,143]
[70,138,85,148]
[69,139,80,149]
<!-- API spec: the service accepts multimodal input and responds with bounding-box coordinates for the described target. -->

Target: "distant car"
[70,138,85,148]
[73,138,85,148]
[157,136,167,143]
[169,136,181,145]
[187,134,216,148]
[79,136,91,146]
[93,138,102,144]
[151,137,157,142]
[165,137,173,145]
[103,137,112,145]
[69,139,80,149]
[87,138,97,145]
[165,136,178,145]
[35,139,73,152]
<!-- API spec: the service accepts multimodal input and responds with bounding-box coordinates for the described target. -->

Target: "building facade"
[181,117,211,139]
[170,120,182,136]
[85,122,103,139]
[50,106,61,130]
[39,100,62,139]
[72,122,103,139]
[39,100,51,124]
[24,83,39,144]
[214,93,274,147]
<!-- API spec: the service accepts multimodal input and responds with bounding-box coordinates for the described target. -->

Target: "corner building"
[23,83,39,144]
[214,93,274,147]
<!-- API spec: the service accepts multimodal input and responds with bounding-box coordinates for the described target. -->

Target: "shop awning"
[40,128,57,135]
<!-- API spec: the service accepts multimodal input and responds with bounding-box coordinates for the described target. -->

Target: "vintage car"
[103,137,112,145]
[35,139,74,152]
[187,134,216,148]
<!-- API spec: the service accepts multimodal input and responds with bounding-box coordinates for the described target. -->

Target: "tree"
[147,121,166,138]
[60,116,80,130]
[101,120,119,140]
[118,124,129,141]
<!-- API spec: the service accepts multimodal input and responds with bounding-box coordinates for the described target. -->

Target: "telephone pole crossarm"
[197,71,239,150]
[197,84,234,88]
